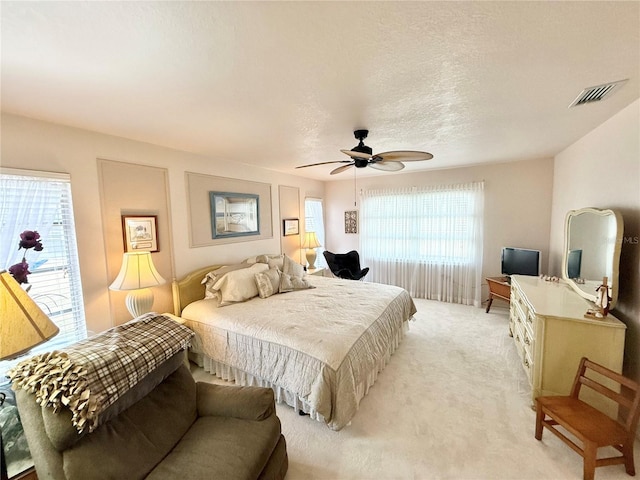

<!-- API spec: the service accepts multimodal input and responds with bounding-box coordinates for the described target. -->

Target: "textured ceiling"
[1,1,639,180]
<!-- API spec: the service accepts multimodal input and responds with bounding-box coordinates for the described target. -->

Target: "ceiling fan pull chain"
[354,167,357,207]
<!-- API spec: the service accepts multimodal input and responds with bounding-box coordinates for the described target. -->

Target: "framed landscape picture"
[122,215,159,252]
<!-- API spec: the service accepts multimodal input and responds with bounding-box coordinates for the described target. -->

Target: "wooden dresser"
[509,275,626,415]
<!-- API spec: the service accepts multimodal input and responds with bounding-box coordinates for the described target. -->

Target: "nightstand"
[307,268,326,276]
[485,276,510,313]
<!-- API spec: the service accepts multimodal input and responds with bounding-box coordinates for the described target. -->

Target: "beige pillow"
[242,254,282,265]
[212,263,269,305]
[279,271,313,293]
[267,254,285,271]
[255,267,281,299]
[201,264,251,299]
[283,255,305,279]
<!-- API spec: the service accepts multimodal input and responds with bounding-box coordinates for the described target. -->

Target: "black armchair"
[323,250,369,280]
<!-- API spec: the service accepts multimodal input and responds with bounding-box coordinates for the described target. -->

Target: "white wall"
[324,158,556,300]
[0,113,324,333]
[550,99,640,381]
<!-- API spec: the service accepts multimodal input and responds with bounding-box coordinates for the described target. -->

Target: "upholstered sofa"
[15,351,288,480]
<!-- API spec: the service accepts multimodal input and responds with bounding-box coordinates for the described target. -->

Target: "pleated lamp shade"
[0,270,60,360]
[109,252,166,318]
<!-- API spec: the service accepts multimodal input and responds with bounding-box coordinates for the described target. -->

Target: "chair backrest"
[571,357,640,433]
[323,250,368,280]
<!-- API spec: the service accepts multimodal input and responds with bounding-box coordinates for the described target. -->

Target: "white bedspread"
[182,275,416,430]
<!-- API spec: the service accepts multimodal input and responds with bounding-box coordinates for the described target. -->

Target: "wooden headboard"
[171,264,224,316]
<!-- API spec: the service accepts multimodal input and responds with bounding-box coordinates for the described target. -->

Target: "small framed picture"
[283,218,299,236]
[122,215,159,252]
[345,210,358,234]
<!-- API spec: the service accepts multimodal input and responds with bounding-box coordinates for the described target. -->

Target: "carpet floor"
[192,297,639,480]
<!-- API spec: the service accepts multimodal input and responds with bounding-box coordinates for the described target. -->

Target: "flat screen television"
[501,247,541,277]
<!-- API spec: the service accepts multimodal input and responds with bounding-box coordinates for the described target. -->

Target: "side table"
[486,276,511,313]
[307,268,326,277]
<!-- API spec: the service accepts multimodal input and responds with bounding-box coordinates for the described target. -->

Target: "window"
[360,182,484,306]
[0,168,87,366]
[304,198,326,267]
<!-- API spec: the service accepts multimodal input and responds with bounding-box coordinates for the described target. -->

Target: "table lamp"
[109,252,166,318]
[301,232,322,270]
[1,269,59,480]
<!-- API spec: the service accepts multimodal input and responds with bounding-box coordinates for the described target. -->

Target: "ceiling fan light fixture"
[296,129,433,175]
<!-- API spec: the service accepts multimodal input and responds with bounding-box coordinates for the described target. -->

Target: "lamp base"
[306,249,317,270]
[125,288,154,318]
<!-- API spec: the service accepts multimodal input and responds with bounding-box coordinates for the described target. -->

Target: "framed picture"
[283,218,299,236]
[122,215,159,252]
[209,192,260,239]
[345,210,358,234]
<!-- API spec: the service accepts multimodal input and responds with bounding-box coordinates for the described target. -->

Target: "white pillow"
[201,264,251,299]
[212,263,269,305]
[255,267,281,299]
[267,254,285,271]
[242,254,282,265]
[283,255,305,279]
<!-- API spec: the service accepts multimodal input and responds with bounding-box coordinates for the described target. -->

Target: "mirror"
[562,207,623,308]
[209,192,260,239]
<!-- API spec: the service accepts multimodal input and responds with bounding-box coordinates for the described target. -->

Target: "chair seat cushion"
[146,414,282,480]
[537,396,628,446]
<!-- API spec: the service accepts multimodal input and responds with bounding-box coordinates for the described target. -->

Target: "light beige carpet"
[192,298,639,480]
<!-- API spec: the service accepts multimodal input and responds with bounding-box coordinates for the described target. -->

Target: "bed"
[172,262,416,430]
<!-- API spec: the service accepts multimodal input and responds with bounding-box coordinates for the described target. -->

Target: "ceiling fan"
[296,129,433,175]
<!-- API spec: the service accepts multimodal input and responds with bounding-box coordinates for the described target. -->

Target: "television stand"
[486,276,511,313]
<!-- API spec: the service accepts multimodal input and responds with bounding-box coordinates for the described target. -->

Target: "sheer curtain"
[360,182,484,306]
[304,197,326,268]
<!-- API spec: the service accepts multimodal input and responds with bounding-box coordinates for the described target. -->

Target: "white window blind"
[1,168,87,362]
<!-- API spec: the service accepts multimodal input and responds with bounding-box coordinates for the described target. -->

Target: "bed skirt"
[189,320,410,427]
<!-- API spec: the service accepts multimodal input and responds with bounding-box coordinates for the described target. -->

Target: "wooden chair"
[535,357,640,480]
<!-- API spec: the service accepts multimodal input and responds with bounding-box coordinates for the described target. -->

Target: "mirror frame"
[562,207,623,308]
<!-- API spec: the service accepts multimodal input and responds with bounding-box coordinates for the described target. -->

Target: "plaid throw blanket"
[9,313,194,433]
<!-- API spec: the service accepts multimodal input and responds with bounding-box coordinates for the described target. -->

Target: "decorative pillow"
[201,264,251,299]
[279,271,313,293]
[212,263,269,305]
[242,254,282,265]
[267,254,285,271]
[282,255,305,279]
[254,267,281,299]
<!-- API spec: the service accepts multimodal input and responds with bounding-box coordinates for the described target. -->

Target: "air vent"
[568,79,628,108]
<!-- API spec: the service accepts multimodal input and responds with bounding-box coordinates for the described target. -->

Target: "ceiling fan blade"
[340,149,371,160]
[376,151,434,162]
[330,164,354,175]
[295,160,352,169]
[369,161,405,172]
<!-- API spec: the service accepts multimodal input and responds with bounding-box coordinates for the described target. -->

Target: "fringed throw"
[8,313,194,434]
